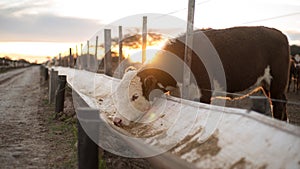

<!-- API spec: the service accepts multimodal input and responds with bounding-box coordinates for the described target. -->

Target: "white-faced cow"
[113,26,290,126]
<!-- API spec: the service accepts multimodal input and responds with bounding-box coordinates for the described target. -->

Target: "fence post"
[118,26,123,78]
[87,40,90,70]
[58,53,62,66]
[49,69,58,104]
[69,48,74,68]
[182,0,195,99]
[104,29,112,76]
[95,36,98,62]
[55,75,67,115]
[142,16,147,64]
[77,108,99,169]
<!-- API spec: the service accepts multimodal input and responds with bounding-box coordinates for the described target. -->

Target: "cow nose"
[113,117,122,126]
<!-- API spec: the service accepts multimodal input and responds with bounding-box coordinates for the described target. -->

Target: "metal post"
[142,16,147,63]
[104,29,112,76]
[55,75,67,115]
[77,108,99,169]
[182,0,195,99]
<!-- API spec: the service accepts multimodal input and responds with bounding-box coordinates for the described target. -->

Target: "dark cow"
[288,58,300,93]
[137,26,290,121]
[288,59,299,92]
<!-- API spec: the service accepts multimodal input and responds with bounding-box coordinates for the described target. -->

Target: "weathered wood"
[87,40,90,71]
[49,69,58,104]
[69,48,74,68]
[104,29,112,76]
[142,16,147,64]
[118,26,123,78]
[95,36,98,62]
[59,53,62,66]
[183,0,195,99]
[55,75,67,114]
[77,108,99,169]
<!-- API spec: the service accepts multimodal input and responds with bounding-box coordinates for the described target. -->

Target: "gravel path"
[0,66,48,169]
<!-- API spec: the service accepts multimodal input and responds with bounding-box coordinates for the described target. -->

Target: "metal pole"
[142,16,147,63]
[182,0,195,99]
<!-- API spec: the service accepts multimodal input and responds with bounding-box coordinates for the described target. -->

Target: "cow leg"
[295,75,300,94]
[270,86,288,121]
[200,90,212,104]
[287,74,292,92]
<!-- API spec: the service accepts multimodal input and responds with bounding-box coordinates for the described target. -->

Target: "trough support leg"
[55,75,67,116]
[44,67,48,82]
[77,108,99,169]
[49,69,58,104]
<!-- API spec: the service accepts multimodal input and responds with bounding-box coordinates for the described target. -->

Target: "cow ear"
[144,75,157,89]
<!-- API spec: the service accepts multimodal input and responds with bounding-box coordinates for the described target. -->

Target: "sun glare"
[116,36,167,63]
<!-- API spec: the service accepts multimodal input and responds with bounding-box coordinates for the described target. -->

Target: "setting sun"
[114,35,168,63]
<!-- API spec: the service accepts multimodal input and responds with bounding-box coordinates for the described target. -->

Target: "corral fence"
[0,58,31,72]
[41,0,300,168]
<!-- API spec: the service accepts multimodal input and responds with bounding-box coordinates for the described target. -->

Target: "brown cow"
[136,26,290,121]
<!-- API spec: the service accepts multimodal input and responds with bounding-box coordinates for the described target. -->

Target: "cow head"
[137,68,178,101]
[113,68,178,126]
[112,68,151,126]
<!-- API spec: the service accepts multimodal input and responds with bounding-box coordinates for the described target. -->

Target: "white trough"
[52,66,300,169]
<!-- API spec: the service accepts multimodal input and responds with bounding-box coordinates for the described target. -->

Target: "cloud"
[0,1,103,42]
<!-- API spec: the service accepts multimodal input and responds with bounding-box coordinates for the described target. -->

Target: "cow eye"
[131,94,139,101]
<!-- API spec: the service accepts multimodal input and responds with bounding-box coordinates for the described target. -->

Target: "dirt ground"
[0,66,77,169]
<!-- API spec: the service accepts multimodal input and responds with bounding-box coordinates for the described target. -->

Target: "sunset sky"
[0,0,299,63]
